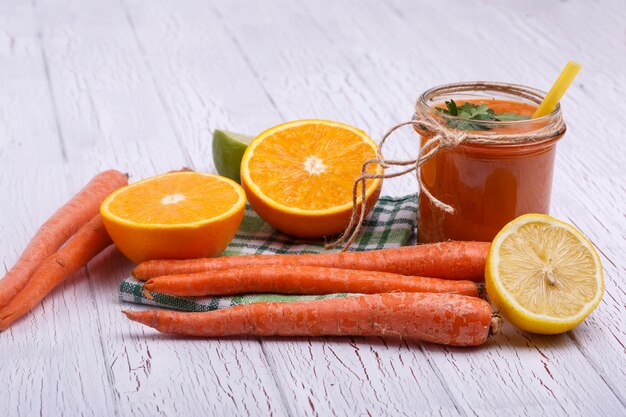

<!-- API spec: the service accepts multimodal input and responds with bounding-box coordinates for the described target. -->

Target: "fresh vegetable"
[0,170,127,309]
[133,241,490,282]
[240,119,382,238]
[486,214,604,334]
[100,172,246,263]
[436,99,530,131]
[124,292,495,346]
[143,265,480,297]
[212,129,254,183]
[0,215,113,330]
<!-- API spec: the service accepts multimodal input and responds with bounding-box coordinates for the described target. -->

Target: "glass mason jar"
[415,82,565,243]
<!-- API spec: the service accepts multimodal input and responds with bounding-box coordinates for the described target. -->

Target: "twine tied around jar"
[327,85,566,251]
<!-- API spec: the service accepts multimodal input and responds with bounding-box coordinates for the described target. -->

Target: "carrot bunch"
[0,169,498,347]
[126,241,497,346]
[0,170,128,330]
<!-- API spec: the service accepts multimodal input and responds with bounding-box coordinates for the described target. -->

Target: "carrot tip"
[123,309,159,330]
[122,310,135,319]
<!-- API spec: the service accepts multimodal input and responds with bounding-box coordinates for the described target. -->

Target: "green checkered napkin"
[120,194,418,311]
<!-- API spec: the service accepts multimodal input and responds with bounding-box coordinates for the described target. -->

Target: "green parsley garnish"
[435,99,530,131]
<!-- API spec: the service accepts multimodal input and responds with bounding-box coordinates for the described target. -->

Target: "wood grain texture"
[0,2,65,164]
[0,0,624,416]
[0,0,288,415]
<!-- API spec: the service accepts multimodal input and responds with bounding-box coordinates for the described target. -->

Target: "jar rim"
[417,81,562,127]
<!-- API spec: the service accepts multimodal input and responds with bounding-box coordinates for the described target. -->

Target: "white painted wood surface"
[1,0,624,415]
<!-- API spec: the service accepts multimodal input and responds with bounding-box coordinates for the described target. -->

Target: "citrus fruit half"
[101,172,246,263]
[240,119,383,238]
[486,214,604,334]
[212,129,254,183]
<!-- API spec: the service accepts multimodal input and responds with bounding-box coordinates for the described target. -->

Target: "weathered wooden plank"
[18,0,290,415]
[0,2,64,163]
[31,0,188,173]
[122,0,285,172]
[0,4,117,416]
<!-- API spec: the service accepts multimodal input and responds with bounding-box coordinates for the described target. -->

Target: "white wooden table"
[1,1,624,416]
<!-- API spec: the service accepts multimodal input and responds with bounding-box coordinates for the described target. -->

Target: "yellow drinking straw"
[532,61,582,118]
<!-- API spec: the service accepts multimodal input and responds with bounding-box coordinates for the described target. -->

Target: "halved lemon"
[486,214,604,334]
[101,172,246,263]
[240,119,383,238]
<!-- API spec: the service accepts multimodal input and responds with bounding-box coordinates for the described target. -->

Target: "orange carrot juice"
[415,83,565,243]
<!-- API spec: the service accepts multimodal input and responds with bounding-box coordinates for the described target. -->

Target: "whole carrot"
[133,241,490,282]
[124,292,495,346]
[143,265,480,297]
[0,215,113,330]
[0,170,127,308]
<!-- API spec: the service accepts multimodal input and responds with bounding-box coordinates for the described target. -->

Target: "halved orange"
[240,120,383,238]
[100,172,246,263]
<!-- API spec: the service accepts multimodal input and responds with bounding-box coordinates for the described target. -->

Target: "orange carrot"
[143,265,480,297]
[124,292,495,346]
[0,170,127,308]
[133,241,490,282]
[0,215,113,330]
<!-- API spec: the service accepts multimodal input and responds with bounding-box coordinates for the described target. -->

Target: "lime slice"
[486,214,604,334]
[212,129,254,183]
